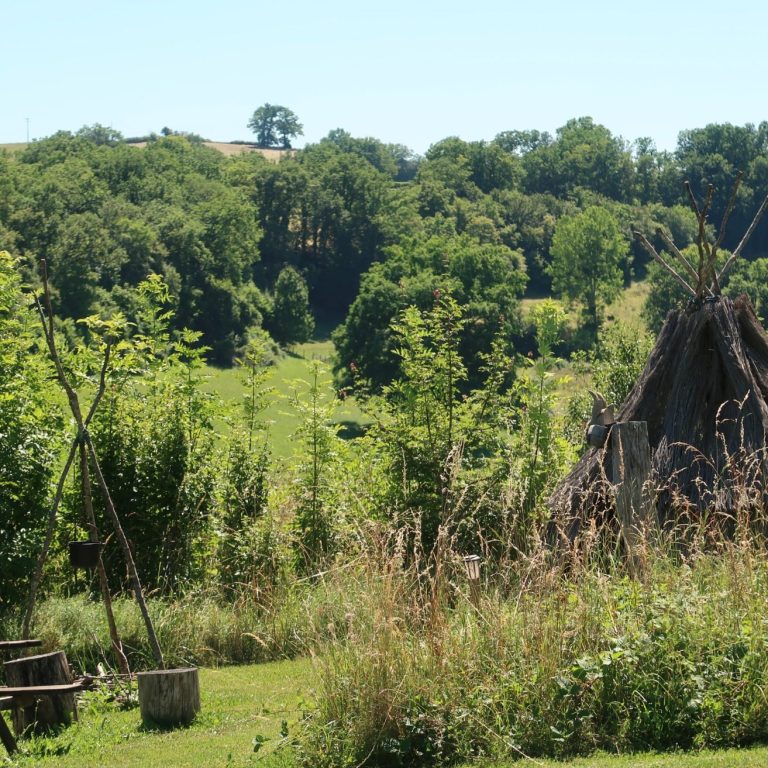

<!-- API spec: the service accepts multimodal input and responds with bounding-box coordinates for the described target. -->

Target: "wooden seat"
[0,640,43,653]
[0,682,86,697]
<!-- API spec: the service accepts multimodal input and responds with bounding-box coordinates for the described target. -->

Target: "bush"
[0,251,63,614]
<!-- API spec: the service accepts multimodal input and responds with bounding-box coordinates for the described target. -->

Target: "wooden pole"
[79,440,131,676]
[610,422,654,575]
[84,433,164,669]
[29,261,165,670]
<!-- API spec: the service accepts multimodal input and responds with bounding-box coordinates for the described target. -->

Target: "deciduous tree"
[247,104,303,149]
[549,206,628,342]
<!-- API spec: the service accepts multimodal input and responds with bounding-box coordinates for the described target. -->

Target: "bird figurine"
[586,390,615,447]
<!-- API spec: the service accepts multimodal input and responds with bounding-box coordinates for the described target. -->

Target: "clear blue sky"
[3,0,767,154]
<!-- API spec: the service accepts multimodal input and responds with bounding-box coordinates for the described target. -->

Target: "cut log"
[137,667,200,727]
[3,651,75,736]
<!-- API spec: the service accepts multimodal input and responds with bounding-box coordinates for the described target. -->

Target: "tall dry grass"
[295,515,768,766]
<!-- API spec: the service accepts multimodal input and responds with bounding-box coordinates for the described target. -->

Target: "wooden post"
[4,651,75,736]
[137,668,200,727]
[610,421,654,574]
[79,440,130,676]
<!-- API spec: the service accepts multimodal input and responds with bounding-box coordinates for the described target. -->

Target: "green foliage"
[592,321,654,406]
[510,300,574,516]
[549,206,628,343]
[247,103,303,149]
[216,334,280,593]
[357,296,514,552]
[80,279,218,593]
[724,257,768,323]
[566,320,653,442]
[267,266,315,346]
[333,233,527,390]
[290,361,345,574]
[299,541,768,767]
[0,251,62,613]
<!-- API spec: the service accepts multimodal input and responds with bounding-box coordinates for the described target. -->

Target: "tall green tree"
[549,206,628,342]
[267,266,314,345]
[247,104,303,148]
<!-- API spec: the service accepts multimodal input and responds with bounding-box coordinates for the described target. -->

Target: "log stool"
[138,667,200,727]
[3,650,76,736]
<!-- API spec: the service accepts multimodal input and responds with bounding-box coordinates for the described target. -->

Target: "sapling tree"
[359,294,514,552]
[290,361,343,574]
[510,299,574,517]
[24,261,165,669]
[218,332,276,591]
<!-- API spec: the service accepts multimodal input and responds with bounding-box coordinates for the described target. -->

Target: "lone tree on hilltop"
[248,103,303,149]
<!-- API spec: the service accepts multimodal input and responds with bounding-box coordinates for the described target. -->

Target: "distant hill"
[0,140,294,162]
[128,141,294,161]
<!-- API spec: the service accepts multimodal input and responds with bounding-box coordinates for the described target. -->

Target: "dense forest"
[3,118,768,380]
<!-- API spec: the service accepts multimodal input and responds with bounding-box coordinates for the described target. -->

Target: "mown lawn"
[9,659,312,768]
[7,657,768,768]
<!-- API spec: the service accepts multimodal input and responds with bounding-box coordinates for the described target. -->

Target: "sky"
[3,0,768,155]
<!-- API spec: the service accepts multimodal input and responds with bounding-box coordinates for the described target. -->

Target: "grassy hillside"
[521,279,651,331]
[202,339,368,458]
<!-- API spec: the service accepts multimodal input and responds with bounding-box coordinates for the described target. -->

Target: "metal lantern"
[462,554,481,582]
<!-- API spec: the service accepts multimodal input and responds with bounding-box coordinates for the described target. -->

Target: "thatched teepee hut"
[550,176,768,535]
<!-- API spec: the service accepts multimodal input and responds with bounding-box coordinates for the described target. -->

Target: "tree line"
[2,117,768,382]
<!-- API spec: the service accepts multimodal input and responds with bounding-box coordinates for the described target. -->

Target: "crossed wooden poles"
[634,173,768,301]
[22,261,164,671]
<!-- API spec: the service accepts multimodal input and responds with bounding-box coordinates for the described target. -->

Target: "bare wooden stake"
[654,227,703,288]
[633,231,696,297]
[79,440,131,676]
[718,192,768,283]
[611,421,654,577]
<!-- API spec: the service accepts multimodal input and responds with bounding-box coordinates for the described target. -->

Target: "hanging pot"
[68,541,104,570]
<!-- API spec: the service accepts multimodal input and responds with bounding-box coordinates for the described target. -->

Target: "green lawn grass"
[10,659,312,768]
[7,657,768,767]
[521,280,650,333]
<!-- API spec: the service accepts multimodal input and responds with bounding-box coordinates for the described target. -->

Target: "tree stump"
[3,651,75,736]
[138,667,200,727]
